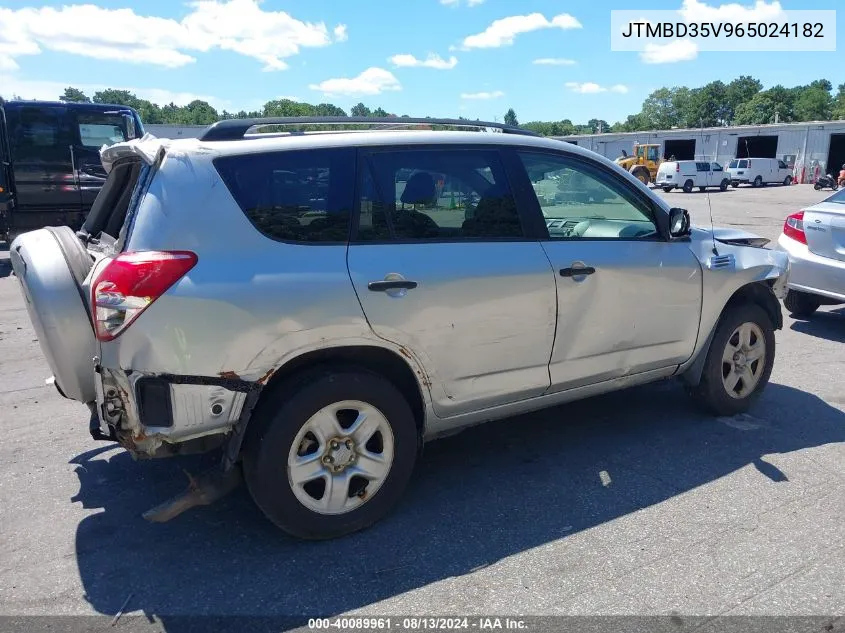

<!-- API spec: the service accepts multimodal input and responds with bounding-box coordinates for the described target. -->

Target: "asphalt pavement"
[0,184,843,630]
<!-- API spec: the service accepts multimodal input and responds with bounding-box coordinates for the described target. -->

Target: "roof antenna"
[701,119,719,257]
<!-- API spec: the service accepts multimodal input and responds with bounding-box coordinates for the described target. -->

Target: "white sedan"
[776,188,845,316]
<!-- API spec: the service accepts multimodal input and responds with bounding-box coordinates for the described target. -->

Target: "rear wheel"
[243,366,419,540]
[720,179,729,192]
[683,179,694,193]
[783,289,821,318]
[753,176,763,188]
[687,303,775,416]
[662,186,674,193]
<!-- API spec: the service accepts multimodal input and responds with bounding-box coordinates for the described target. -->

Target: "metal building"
[555,120,845,184]
[144,124,207,139]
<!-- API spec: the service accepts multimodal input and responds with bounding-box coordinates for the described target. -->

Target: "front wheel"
[731,182,739,188]
[687,303,775,416]
[815,183,823,191]
[720,179,729,192]
[663,186,674,193]
[784,176,793,186]
[243,367,419,540]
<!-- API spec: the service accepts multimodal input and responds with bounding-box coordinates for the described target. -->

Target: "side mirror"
[669,207,691,238]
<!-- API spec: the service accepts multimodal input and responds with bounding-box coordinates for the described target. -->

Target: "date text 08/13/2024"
[308,617,528,631]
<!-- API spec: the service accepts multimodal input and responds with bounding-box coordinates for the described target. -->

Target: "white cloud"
[679,0,784,22]
[0,75,229,110]
[333,24,348,42]
[640,39,699,63]
[532,58,577,66]
[0,0,345,71]
[441,0,485,6]
[389,53,458,69]
[309,67,401,96]
[460,90,505,100]
[565,82,629,94]
[461,13,582,49]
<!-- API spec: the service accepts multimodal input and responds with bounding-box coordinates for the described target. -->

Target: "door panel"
[513,149,702,392]
[348,146,557,417]
[6,105,81,230]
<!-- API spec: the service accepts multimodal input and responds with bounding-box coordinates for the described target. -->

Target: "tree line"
[519,77,845,136]
[33,79,845,136]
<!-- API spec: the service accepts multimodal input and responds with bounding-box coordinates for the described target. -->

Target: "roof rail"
[198,116,539,142]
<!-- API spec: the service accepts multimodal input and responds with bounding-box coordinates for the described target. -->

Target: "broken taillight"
[783,211,807,245]
[91,251,198,342]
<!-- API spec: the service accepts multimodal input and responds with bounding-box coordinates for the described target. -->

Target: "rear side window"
[696,162,709,172]
[214,148,355,243]
[357,148,523,242]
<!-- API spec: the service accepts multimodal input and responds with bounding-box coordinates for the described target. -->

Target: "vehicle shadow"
[70,380,845,628]
[790,308,845,343]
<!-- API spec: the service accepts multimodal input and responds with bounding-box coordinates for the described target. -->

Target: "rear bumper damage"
[92,364,265,522]
[93,364,260,459]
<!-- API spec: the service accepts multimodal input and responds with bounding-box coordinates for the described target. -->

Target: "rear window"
[214,148,355,243]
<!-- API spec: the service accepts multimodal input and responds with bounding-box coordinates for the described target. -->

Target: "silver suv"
[11,117,789,540]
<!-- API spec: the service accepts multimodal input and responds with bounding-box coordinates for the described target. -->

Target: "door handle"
[368,280,418,292]
[560,266,595,277]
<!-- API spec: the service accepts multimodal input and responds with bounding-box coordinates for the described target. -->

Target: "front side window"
[647,146,660,161]
[778,160,788,169]
[356,148,523,241]
[214,148,354,243]
[518,151,659,240]
[76,113,129,148]
[712,163,723,171]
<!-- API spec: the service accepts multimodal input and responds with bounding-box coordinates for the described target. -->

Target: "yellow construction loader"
[614,143,663,185]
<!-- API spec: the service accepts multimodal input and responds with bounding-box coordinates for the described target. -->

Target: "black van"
[0,100,144,242]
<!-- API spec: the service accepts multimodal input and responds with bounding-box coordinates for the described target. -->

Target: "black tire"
[720,179,729,192]
[731,182,739,188]
[687,303,776,416]
[753,176,763,188]
[783,289,821,318]
[699,186,706,192]
[683,179,694,193]
[663,186,674,193]
[815,183,823,191]
[242,366,419,540]
[783,176,793,186]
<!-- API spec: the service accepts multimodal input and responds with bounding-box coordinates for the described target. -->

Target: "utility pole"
[775,110,780,124]
[598,121,603,134]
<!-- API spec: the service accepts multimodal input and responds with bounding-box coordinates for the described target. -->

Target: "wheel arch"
[249,345,428,443]
[680,280,782,387]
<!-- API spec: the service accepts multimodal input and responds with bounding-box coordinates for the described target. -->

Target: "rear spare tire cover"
[10,227,97,403]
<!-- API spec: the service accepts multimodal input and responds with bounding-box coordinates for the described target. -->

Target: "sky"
[0,0,841,125]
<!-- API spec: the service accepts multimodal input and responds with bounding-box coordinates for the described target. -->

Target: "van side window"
[696,162,709,172]
[10,107,66,161]
[75,113,129,148]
